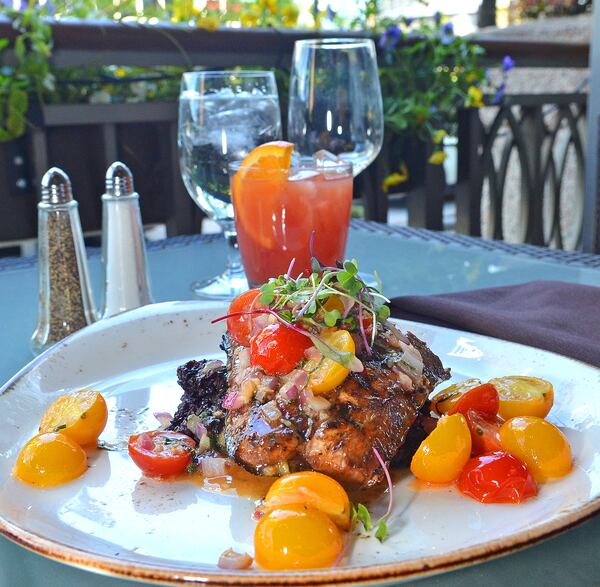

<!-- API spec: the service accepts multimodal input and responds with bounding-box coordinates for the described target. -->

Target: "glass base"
[191,271,249,301]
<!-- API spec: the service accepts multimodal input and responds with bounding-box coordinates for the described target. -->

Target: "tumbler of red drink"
[230,159,353,286]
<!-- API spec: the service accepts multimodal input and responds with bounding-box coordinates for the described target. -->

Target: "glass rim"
[182,70,276,80]
[294,37,374,50]
[228,159,353,175]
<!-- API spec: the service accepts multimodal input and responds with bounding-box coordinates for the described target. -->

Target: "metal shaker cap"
[41,167,73,204]
[105,162,135,197]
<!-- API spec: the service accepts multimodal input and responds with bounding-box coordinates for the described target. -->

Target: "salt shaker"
[31,168,97,355]
[100,162,152,318]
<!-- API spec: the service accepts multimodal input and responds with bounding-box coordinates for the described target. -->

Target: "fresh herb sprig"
[350,447,394,543]
[259,258,391,351]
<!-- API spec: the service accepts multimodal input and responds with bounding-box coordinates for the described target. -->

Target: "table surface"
[1,222,599,587]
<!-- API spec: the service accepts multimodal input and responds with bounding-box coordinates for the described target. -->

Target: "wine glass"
[288,39,384,177]
[178,71,282,299]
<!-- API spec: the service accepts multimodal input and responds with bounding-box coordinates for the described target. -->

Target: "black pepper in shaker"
[31,167,96,355]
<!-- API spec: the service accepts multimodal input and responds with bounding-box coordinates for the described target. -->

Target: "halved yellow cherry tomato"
[410,414,472,483]
[323,295,345,314]
[489,376,554,419]
[305,329,354,394]
[13,432,87,487]
[254,505,343,570]
[263,471,351,530]
[430,378,482,416]
[499,416,572,482]
[39,389,108,446]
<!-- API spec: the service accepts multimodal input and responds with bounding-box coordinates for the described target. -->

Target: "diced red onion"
[186,415,207,439]
[238,348,250,371]
[287,369,308,387]
[203,360,224,372]
[153,411,173,428]
[250,313,272,337]
[386,322,410,346]
[261,401,282,424]
[304,346,322,360]
[398,345,424,381]
[392,366,413,389]
[300,388,330,416]
[222,391,247,410]
[201,457,227,477]
[218,549,253,570]
[280,383,298,400]
[306,395,331,413]
[138,433,154,451]
[262,376,279,390]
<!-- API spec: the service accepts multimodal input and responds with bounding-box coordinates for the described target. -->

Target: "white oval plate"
[1,301,600,586]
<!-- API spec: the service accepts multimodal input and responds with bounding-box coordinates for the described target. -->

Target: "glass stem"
[220,220,244,277]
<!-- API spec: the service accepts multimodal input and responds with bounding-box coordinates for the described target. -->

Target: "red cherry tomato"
[448,383,499,417]
[250,323,312,375]
[227,289,264,346]
[465,410,504,455]
[458,451,537,504]
[128,430,196,477]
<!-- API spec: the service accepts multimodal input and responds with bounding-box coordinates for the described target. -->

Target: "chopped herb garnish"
[53,424,67,432]
[214,255,392,370]
[80,412,87,419]
[354,502,373,532]
[375,519,389,542]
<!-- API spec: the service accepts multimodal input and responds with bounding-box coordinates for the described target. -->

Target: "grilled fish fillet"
[172,323,449,487]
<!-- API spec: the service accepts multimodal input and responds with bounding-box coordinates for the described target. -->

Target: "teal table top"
[1,224,599,586]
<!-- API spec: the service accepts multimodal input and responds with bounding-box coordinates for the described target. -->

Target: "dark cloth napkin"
[390,280,600,368]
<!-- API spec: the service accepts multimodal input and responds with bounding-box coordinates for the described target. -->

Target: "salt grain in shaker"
[100,162,152,318]
[31,168,96,355]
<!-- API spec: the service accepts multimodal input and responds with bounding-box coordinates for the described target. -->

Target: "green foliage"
[0,3,53,142]
[378,18,486,145]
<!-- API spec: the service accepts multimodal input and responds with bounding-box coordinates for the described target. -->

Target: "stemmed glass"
[178,71,282,299]
[288,39,384,178]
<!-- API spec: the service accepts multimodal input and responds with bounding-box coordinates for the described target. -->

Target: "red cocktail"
[231,156,352,286]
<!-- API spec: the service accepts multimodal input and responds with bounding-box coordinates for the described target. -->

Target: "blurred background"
[0,0,592,254]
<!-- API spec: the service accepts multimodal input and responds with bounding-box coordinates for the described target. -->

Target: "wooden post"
[455,108,484,236]
[407,147,446,231]
[583,0,600,252]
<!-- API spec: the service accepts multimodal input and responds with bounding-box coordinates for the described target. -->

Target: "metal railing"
[456,94,587,251]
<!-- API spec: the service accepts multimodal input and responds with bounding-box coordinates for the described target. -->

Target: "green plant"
[378,17,487,167]
[0,2,54,141]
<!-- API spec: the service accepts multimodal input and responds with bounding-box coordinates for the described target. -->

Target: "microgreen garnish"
[217,255,392,370]
[53,424,66,432]
[349,448,394,543]
[353,503,373,532]
[372,446,394,543]
[375,519,389,542]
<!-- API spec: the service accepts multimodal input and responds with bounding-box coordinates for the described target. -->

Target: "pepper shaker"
[100,162,152,318]
[31,168,96,355]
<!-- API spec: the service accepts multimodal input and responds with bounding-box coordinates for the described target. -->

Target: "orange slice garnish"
[238,141,294,180]
[232,141,295,250]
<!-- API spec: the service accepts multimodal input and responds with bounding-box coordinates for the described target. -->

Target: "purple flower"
[502,55,515,72]
[326,4,335,21]
[1,0,26,9]
[402,16,414,27]
[434,11,442,25]
[493,82,506,104]
[440,22,454,45]
[379,25,402,50]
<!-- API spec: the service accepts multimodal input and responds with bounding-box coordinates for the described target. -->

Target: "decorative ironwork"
[457,94,587,251]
